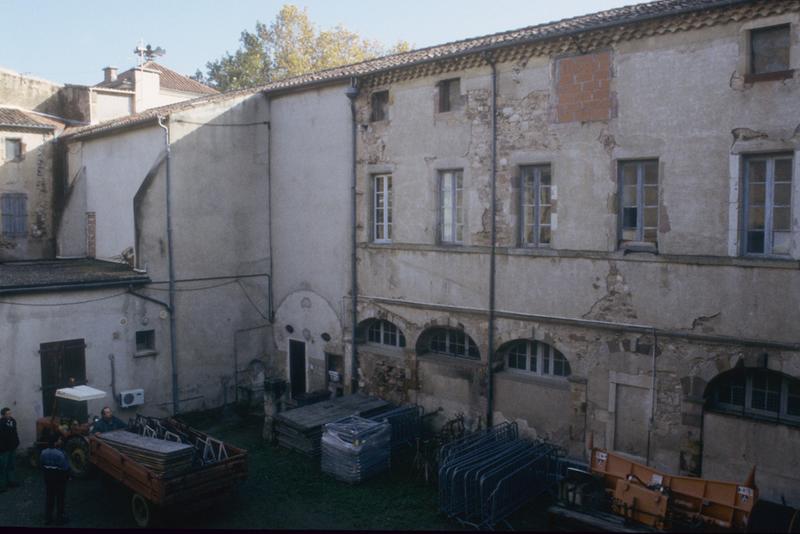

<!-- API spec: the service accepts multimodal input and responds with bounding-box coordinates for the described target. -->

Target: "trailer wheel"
[131,493,155,528]
[64,437,90,479]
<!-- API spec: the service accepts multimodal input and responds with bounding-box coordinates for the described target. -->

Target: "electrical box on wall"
[119,388,145,408]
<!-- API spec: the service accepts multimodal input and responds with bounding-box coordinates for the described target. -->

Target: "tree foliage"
[195,5,412,92]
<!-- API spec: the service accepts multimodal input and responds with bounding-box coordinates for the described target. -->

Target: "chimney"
[103,66,118,83]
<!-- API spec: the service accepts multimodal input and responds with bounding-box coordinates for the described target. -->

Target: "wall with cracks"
[349,11,800,506]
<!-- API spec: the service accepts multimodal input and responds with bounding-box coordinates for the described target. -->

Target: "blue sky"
[0,0,632,86]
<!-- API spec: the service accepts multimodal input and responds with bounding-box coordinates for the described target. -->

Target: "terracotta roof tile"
[97,61,218,95]
[0,107,58,129]
[0,259,150,293]
[64,0,796,141]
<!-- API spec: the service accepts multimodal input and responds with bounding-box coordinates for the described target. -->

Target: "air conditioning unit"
[119,388,145,408]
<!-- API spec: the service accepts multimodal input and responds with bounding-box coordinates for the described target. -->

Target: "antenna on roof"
[133,39,166,67]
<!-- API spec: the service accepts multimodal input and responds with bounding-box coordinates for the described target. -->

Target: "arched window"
[706,368,800,423]
[422,328,480,359]
[506,340,570,378]
[363,319,406,348]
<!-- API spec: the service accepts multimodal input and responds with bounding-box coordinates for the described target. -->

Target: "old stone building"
[0,0,798,509]
[336,0,800,505]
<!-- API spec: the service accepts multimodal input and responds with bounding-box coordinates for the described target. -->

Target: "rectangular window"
[373,174,392,242]
[371,90,388,122]
[440,170,463,243]
[4,139,22,161]
[619,160,658,245]
[135,330,155,353]
[438,78,462,113]
[521,165,552,246]
[744,154,793,255]
[1,193,27,237]
[751,24,790,75]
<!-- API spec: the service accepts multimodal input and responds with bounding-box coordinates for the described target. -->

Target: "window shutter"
[1,195,11,236]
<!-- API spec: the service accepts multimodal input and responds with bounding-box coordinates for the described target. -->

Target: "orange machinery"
[590,448,757,531]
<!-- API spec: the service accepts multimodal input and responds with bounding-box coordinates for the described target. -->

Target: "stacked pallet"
[97,429,195,476]
[274,393,391,456]
[321,416,391,484]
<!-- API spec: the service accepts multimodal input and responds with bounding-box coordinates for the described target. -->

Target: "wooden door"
[40,339,86,417]
[289,340,306,399]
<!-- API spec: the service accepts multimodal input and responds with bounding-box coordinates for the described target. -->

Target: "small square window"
[4,139,22,162]
[371,91,389,122]
[438,78,462,113]
[135,330,155,353]
[751,24,790,75]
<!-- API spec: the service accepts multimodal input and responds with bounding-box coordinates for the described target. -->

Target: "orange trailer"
[590,448,757,531]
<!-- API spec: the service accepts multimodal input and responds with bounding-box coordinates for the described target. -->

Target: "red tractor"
[28,385,107,478]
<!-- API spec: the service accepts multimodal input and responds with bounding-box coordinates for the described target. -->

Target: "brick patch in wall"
[86,211,96,258]
[555,51,612,123]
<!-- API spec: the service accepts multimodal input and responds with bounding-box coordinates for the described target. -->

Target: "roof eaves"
[0,277,151,296]
[255,0,757,97]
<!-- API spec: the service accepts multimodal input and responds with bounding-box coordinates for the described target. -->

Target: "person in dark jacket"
[40,432,70,525]
[90,407,127,434]
[0,407,20,492]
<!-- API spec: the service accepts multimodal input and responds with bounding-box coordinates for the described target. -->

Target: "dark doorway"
[289,340,306,398]
[40,339,87,419]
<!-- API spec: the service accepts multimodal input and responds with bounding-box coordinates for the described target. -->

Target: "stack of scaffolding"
[321,416,391,484]
[438,422,563,529]
[274,393,391,456]
[369,404,422,452]
[96,429,195,476]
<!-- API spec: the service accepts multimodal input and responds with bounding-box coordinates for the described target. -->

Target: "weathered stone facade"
[349,3,800,507]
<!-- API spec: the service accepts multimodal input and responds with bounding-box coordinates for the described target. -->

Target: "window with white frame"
[743,154,793,256]
[366,319,406,348]
[619,160,658,245]
[506,340,570,378]
[426,328,479,359]
[440,170,463,244]
[373,174,392,242]
[521,165,552,246]
[707,368,800,424]
[1,193,27,237]
[4,139,22,161]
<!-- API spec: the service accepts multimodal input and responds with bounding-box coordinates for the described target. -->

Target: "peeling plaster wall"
[0,289,165,446]
[269,85,352,393]
[350,15,800,503]
[66,126,163,262]
[0,128,57,260]
[53,93,272,417]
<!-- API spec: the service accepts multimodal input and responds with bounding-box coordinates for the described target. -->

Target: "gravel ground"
[1,409,551,530]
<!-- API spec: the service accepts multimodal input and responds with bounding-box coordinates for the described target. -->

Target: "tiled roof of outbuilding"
[0,259,150,294]
[0,107,58,130]
[62,0,798,141]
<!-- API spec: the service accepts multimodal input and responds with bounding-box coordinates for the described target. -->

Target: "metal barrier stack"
[438,422,563,529]
[321,416,392,484]
[369,404,422,453]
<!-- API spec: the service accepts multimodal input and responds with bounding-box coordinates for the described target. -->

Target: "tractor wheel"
[131,493,159,528]
[64,437,90,479]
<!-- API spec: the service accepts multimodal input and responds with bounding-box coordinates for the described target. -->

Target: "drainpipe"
[345,79,360,394]
[484,53,498,429]
[157,115,180,415]
[646,328,658,466]
[265,93,275,323]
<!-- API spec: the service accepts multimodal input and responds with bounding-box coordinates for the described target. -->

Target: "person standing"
[40,432,70,525]
[0,407,20,492]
